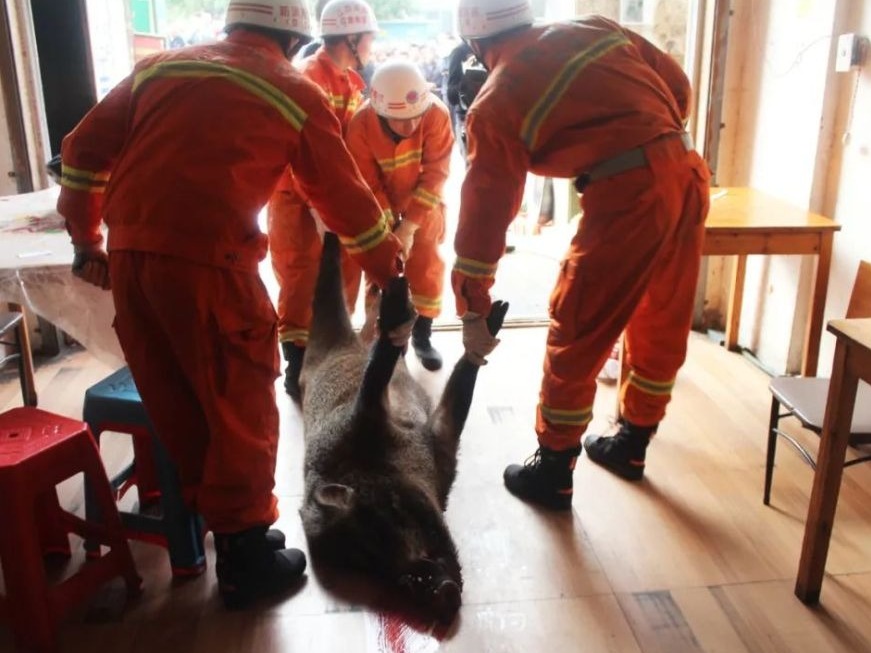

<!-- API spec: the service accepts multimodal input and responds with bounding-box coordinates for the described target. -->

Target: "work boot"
[265,528,286,550]
[503,445,582,510]
[411,316,443,371]
[280,342,305,401]
[214,526,306,610]
[583,420,657,481]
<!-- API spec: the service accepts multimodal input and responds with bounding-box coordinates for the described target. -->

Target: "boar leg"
[429,301,509,505]
[308,232,357,356]
[355,277,415,412]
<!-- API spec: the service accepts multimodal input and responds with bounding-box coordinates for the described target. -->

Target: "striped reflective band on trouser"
[412,294,441,312]
[627,371,675,397]
[453,257,497,281]
[279,329,309,345]
[540,404,593,427]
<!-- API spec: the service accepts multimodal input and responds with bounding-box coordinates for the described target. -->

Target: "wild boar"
[298,233,507,624]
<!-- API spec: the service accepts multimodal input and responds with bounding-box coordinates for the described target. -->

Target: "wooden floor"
[3,328,871,652]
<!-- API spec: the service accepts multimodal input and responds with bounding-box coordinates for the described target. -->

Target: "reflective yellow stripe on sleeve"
[60,164,111,193]
[338,210,392,254]
[520,32,629,150]
[327,93,351,111]
[412,187,440,209]
[377,149,422,173]
[133,60,308,131]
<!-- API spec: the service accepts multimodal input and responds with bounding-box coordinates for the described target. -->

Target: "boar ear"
[314,483,356,514]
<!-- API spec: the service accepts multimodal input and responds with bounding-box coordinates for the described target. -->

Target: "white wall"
[816,1,871,375]
[713,0,871,375]
[0,86,18,195]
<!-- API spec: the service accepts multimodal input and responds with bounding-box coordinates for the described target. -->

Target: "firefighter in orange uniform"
[57,0,408,607]
[453,0,711,509]
[346,60,454,370]
[267,0,378,399]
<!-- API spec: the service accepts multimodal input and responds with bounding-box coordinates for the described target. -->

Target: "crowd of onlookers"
[164,14,458,104]
[369,37,460,102]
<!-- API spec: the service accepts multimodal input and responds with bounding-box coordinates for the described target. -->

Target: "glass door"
[436,0,708,326]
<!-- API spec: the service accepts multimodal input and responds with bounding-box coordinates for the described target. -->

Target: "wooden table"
[615,187,840,416]
[795,318,871,603]
[704,187,840,376]
[0,187,125,368]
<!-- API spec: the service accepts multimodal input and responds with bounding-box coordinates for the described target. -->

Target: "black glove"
[72,245,111,290]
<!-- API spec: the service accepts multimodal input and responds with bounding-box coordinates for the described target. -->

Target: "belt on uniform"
[574,132,694,193]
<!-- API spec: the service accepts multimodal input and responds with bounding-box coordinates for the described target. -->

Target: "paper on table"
[0,186,124,368]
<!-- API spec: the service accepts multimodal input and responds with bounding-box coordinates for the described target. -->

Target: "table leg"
[616,333,628,418]
[725,255,746,352]
[802,233,833,377]
[794,338,857,603]
[8,303,37,406]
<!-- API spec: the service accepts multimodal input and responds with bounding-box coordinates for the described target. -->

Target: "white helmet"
[319,0,378,37]
[457,0,533,40]
[370,60,433,120]
[224,0,313,39]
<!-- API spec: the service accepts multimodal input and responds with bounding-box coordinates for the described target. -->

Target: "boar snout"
[431,578,461,624]
[397,558,462,623]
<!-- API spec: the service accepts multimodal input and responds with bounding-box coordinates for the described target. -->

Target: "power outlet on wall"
[835,33,868,72]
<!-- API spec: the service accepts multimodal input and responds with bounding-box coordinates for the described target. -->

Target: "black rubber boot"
[280,342,305,401]
[265,528,286,550]
[214,526,306,610]
[411,316,443,371]
[583,420,656,481]
[503,445,582,510]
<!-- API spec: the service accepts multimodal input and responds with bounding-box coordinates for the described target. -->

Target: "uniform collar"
[315,48,366,89]
[482,25,540,71]
[226,29,286,59]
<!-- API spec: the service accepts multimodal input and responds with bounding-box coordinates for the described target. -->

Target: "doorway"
[29,0,97,157]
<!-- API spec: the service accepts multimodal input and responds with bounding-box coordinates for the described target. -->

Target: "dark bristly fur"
[299,233,506,624]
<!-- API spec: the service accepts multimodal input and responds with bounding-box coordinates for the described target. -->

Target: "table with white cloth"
[0,186,124,368]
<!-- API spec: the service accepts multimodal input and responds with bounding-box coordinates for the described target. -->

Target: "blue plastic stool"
[83,367,206,577]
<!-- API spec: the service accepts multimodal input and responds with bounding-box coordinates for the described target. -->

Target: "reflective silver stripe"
[540,404,593,426]
[60,164,111,193]
[133,60,308,131]
[627,371,675,397]
[453,256,497,280]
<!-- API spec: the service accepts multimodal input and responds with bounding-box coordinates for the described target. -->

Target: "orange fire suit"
[57,30,401,534]
[268,48,366,345]
[452,17,711,451]
[346,99,454,318]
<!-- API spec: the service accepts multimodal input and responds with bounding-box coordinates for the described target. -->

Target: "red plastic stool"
[0,407,142,653]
